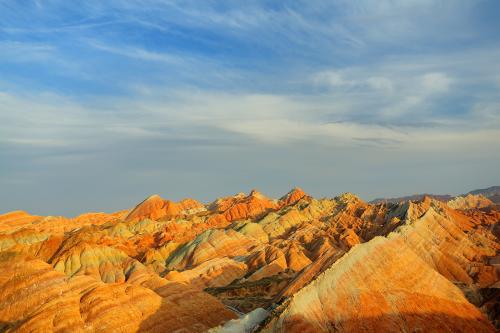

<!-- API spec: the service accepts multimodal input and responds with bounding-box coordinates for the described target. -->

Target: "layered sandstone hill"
[262,199,498,332]
[0,188,498,332]
[447,194,494,210]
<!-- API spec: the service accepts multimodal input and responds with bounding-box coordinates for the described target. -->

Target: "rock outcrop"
[125,195,204,222]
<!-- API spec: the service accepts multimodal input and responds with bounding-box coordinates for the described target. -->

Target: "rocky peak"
[279,187,307,207]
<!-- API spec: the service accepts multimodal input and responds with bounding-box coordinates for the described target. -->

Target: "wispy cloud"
[87,40,181,63]
[0,41,55,62]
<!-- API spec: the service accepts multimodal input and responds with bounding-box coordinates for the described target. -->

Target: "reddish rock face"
[278,187,307,207]
[125,195,204,222]
[210,189,278,222]
[0,188,498,332]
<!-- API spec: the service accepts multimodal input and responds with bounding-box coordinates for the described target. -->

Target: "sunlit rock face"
[0,256,235,333]
[263,236,494,333]
[447,193,494,210]
[0,189,498,332]
[125,195,205,222]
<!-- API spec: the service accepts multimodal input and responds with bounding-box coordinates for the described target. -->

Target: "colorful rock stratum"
[0,188,498,332]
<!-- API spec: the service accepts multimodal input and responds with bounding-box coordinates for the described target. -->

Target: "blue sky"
[1,0,500,215]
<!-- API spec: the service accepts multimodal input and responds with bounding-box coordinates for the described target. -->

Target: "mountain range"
[370,185,500,205]
[0,186,498,332]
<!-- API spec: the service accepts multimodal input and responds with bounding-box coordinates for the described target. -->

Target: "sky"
[1,0,500,216]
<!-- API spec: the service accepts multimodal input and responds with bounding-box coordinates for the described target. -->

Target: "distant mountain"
[370,185,500,204]
[467,186,500,203]
[370,194,453,204]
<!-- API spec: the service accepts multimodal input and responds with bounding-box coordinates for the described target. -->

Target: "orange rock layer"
[0,188,498,332]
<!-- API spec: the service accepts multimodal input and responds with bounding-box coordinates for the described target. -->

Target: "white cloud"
[366,77,394,94]
[420,72,452,93]
[313,71,351,88]
[3,87,497,152]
